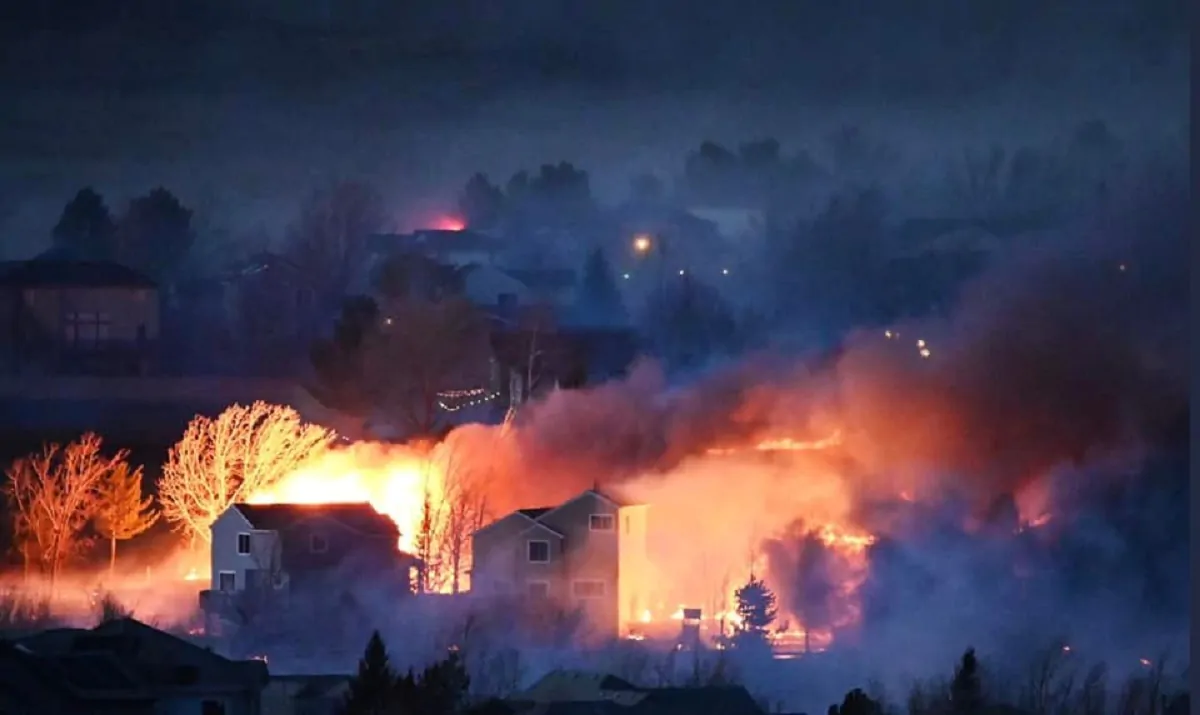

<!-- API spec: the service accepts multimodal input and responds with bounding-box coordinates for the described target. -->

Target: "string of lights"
[437,390,499,412]
[436,387,491,399]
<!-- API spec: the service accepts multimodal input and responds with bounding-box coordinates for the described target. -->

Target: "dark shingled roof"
[518,507,554,520]
[0,259,157,288]
[233,503,399,538]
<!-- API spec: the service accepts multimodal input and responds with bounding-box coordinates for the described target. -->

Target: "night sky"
[0,0,1187,255]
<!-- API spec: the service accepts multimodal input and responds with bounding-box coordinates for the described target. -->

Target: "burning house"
[470,488,653,641]
[199,503,420,627]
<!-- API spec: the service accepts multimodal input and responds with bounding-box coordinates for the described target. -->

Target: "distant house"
[466,670,767,715]
[8,617,267,715]
[471,489,652,641]
[369,229,504,268]
[0,258,159,375]
[200,503,420,624]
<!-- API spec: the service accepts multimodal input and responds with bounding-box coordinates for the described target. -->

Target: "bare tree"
[284,181,386,317]
[437,444,490,595]
[93,463,159,576]
[4,434,128,592]
[159,402,335,546]
[364,297,493,438]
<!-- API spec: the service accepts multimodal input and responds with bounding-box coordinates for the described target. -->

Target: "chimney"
[680,608,702,650]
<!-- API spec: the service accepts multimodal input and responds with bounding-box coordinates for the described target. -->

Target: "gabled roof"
[0,259,157,288]
[476,489,640,539]
[232,503,399,539]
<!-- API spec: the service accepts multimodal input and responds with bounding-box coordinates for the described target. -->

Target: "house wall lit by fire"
[470,489,653,641]
[200,503,420,628]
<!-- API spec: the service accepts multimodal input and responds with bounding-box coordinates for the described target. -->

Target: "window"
[527,581,550,599]
[310,533,328,553]
[62,312,112,344]
[217,571,236,592]
[624,516,631,535]
[236,533,251,555]
[527,540,550,563]
[201,700,227,715]
[589,514,615,532]
[572,580,606,599]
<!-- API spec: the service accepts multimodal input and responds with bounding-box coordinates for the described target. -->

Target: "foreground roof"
[233,502,399,538]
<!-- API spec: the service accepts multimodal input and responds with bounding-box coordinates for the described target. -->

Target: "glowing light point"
[1118,263,1127,272]
[916,339,926,348]
[633,235,652,254]
[622,273,631,280]
[919,348,931,358]
[721,268,729,275]
[678,269,685,276]
[884,330,893,339]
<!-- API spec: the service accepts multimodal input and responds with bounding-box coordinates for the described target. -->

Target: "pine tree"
[733,575,778,650]
[577,247,626,326]
[52,188,118,261]
[92,463,158,575]
[340,631,399,715]
[950,648,984,715]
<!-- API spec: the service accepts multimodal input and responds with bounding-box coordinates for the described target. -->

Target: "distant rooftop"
[0,259,156,288]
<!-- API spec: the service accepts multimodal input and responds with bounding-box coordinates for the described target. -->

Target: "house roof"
[232,503,400,538]
[479,489,639,539]
[490,671,765,715]
[0,259,157,288]
[503,268,578,291]
[17,618,267,696]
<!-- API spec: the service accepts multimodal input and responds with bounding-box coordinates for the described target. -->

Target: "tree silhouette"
[117,187,194,277]
[575,248,626,327]
[338,631,399,715]
[92,462,158,576]
[311,295,492,438]
[829,688,883,715]
[950,648,985,715]
[733,575,778,638]
[643,274,742,370]
[51,188,117,260]
[396,649,470,715]
[457,173,506,230]
[284,181,385,319]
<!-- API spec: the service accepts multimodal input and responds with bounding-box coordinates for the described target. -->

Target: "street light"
[632,234,652,255]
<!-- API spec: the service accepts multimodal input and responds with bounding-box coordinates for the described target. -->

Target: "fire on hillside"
[231,425,899,655]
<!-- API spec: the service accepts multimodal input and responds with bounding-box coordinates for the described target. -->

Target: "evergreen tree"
[576,247,626,326]
[92,463,158,576]
[117,187,195,278]
[829,689,883,715]
[339,631,400,715]
[52,188,117,260]
[950,648,984,715]
[396,650,471,715]
[733,575,778,648]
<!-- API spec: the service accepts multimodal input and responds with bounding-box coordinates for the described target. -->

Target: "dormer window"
[310,533,328,554]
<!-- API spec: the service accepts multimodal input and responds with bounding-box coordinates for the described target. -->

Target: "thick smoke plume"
[497,174,1186,514]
